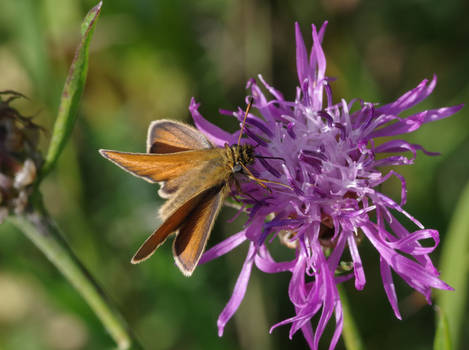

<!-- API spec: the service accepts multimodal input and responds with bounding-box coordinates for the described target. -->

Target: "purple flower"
[190,22,461,349]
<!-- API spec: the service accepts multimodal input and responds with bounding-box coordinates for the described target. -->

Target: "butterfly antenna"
[255,155,286,162]
[237,96,253,145]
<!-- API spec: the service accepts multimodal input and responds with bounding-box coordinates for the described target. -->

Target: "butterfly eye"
[233,164,242,173]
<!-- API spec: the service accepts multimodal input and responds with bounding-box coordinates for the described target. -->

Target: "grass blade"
[434,306,452,350]
[40,1,102,179]
[435,179,469,349]
[339,285,365,350]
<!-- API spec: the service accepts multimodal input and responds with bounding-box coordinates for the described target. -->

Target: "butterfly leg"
[232,177,261,204]
[240,163,292,192]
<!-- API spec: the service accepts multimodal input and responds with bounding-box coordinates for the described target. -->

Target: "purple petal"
[374,139,441,162]
[362,222,453,318]
[329,300,344,350]
[347,234,366,290]
[370,104,463,138]
[288,253,307,306]
[217,243,256,336]
[189,98,234,147]
[327,229,347,270]
[369,114,425,138]
[309,21,328,69]
[245,216,266,241]
[312,254,339,349]
[243,126,268,147]
[385,213,439,274]
[373,192,422,228]
[258,74,285,102]
[249,81,286,123]
[387,229,439,255]
[295,22,310,86]
[246,115,273,137]
[311,23,326,86]
[421,104,463,123]
[373,170,407,206]
[199,230,246,265]
[255,245,297,273]
[376,76,437,115]
[379,256,402,320]
[374,155,414,167]
[301,324,315,349]
[257,156,282,178]
[324,83,333,107]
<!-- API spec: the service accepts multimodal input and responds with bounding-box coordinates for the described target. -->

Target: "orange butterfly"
[100,101,282,276]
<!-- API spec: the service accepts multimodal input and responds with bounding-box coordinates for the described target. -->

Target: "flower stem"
[338,285,366,350]
[7,195,143,350]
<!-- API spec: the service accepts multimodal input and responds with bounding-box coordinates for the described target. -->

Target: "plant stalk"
[7,195,143,350]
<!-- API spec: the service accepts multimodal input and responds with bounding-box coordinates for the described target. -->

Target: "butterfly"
[100,100,284,276]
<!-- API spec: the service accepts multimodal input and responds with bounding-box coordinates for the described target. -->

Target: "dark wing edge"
[172,185,226,276]
[131,184,225,267]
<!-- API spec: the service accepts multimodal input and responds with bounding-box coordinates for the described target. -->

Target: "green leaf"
[39,1,103,180]
[434,306,452,350]
[435,179,469,349]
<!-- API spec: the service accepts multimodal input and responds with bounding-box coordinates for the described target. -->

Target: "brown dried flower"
[0,91,43,221]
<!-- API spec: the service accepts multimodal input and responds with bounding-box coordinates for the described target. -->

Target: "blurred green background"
[0,0,468,349]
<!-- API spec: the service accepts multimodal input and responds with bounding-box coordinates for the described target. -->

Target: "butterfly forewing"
[99,149,221,184]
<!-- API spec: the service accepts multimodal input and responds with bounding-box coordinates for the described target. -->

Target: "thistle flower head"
[0,91,42,221]
[189,22,461,349]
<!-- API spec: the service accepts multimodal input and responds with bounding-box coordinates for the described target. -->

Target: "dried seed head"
[0,91,43,220]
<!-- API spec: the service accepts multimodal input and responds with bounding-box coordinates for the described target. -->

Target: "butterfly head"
[231,144,254,173]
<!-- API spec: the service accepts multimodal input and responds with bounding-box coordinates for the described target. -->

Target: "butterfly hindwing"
[173,185,226,276]
[147,119,212,154]
[131,184,225,267]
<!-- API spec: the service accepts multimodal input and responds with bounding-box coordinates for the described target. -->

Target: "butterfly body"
[100,119,255,276]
